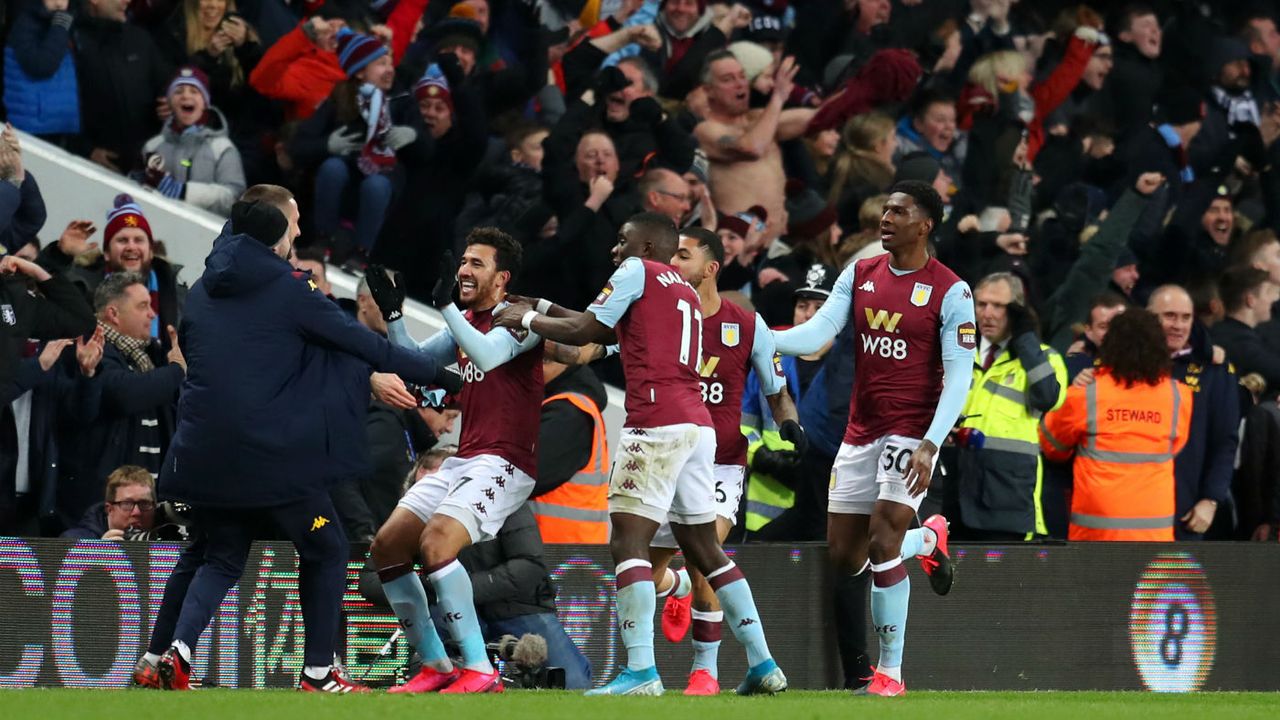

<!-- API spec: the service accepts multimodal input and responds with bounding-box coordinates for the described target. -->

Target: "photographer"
[62,464,185,540]
[360,501,592,689]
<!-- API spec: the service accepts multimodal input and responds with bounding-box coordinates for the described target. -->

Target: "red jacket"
[249,24,346,121]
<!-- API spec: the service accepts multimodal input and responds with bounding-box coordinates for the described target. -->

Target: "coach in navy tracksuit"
[152,187,452,691]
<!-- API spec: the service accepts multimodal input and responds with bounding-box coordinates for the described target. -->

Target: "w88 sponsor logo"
[861,333,908,360]
[460,363,486,383]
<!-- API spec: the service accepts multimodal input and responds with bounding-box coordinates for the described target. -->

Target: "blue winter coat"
[4,3,79,135]
[159,226,445,508]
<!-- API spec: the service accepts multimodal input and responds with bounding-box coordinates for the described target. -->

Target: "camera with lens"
[485,634,565,689]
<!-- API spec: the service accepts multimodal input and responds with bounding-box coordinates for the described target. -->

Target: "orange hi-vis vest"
[1038,371,1192,542]
[530,392,610,543]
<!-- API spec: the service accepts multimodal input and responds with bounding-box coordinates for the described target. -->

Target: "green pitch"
[3,690,1277,720]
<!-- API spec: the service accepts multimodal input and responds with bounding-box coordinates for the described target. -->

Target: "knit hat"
[717,211,750,239]
[728,41,774,84]
[428,17,484,53]
[230,201,288,246]
[1114,246,1138,270]
[795,263,837,300]
[105,194,153,245]
[167,66,211,108]
[414,63,453,110]
[785,180,836,238]
[894,151,942,184]
[336,28,389,78]
[1209,37,1251,75]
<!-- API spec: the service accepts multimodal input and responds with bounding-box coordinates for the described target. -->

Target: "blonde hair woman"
[825,111,897,213]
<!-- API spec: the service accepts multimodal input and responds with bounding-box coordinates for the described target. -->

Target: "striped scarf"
[100,321,155,372]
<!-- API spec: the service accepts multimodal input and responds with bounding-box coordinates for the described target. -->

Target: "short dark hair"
[626,212,680,260]
[889,179,944,230]
[465,227,523,279]
[1087,291,1128,323]
[701,49,738,85]
[908,86,955,121]
[505,122,548,150]
[1114,3,1157,35]
[682,226,724,266]
[1220,265,1272,314]
[1098,308,1171,387]
[94,271,147,314]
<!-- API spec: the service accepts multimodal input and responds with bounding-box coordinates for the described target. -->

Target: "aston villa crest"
[721,322,740,347]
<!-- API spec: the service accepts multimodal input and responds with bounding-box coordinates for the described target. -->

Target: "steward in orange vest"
[530,363,609,543]
[1038,310,1192,541]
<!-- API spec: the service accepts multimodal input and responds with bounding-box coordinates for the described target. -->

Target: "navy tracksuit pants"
[151,492,349,667]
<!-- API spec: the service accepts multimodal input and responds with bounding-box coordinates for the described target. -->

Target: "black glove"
[779,419,809,457]
[595,66,629,96]
[365,264,406,322]
[1005,301,1038,340]
[629,96,664,127]
[752,447,802,487]
[432,251,458,310]
[434,368,464,396]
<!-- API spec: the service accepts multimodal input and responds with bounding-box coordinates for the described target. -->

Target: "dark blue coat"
[1172,323,1240,539]
[3,2,79,136]
[159,228,444,508]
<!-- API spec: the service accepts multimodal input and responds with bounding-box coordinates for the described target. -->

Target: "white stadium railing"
[19,131,628,451]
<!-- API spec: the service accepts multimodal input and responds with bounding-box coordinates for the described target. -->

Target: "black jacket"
[1212,317,1280,397]
[1234,400,1280,537]
[534,364,607,498]
[1098,41,1163,138]
[159,225,447,508]
[0,272,95,394]
[72,14,172,170]
[67,340,182,520]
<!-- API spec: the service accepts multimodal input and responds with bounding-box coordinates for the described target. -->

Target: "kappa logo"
[864,308,903,332]
[482,487,496,501]
[858,280,876,293]
[629,428,648,436]
[472,502,488,516]
[737,618,757,628]
[623,461,641,473]
[310,516,330,532]
[626,442,643,453]
[503,463,515,475]
[620,478,639,491]
[491,475,506,489]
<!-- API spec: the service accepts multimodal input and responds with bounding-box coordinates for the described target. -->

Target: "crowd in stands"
[2,0,1280,544]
